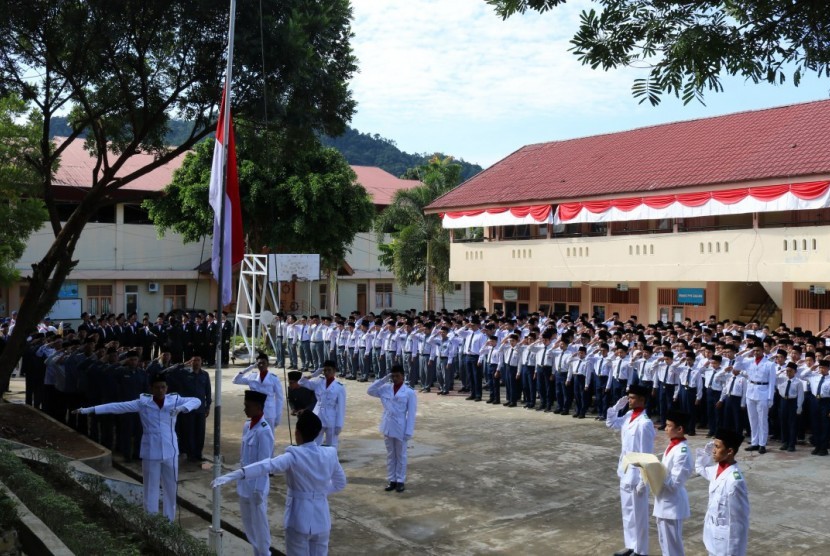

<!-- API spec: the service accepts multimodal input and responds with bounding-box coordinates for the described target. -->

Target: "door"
[505,301,517,316]
[357,283,367,315]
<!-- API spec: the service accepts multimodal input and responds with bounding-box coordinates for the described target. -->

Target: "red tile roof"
[426,99,830,212]
[53,137,187,192]
[351,165,420,206]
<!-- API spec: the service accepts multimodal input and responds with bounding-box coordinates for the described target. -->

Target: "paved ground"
[9,367,830,555]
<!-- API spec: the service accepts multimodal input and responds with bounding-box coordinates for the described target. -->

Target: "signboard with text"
[677,288,705,305]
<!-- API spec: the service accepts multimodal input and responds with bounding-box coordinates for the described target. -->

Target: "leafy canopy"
[486,0,830,105]
[145,125,375,271]
[374,156,462,297]
[0,94,48,286]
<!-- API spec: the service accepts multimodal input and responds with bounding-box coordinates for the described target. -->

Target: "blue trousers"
[658,383,676,426]
[572,374,588,416]
[487,364,500,402]
[521,364,536,407]
[536,365,552,409]
[779,398,798,448]
[677,386,698,434]
[723,394,744,433]
[555,371,571,412]
[595,375,609,418]
[504,365,519,403]
[706,388,723,436]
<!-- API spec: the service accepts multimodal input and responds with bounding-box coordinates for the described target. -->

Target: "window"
[87,284,113,315]
[319,283,327,312]
[375,283,393,308]
[163,284,187,312]
[123,204,152,224]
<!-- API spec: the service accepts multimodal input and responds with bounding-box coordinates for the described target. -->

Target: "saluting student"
[237,390,275,556]
[367,365,417,493]
[300,360,346,449]
[607,384,655,556]
[695,428,750,556]
[652,410,694,556]
[75,372,201,521]
[234,351,285,433]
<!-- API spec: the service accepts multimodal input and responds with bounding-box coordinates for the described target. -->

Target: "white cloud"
[349,0,636,127]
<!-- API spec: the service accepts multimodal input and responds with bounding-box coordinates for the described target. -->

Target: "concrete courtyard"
[8,365,829,555]
[184,365,830,555]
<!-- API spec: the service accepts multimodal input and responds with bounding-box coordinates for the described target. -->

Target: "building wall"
[10,203,209,325]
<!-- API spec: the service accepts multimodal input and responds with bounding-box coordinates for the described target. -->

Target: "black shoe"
[486,400,494,404]
[395,483,405,492]
[544,408,552,413]
[657,425,666,431]
[508,402,517,407]
[536,407,545,411]
[577,414,585,419]
[758,446,766,454]
[613,549,633,556]
[687,431,696,436]
[705,433,714,438]
[787,446,796,452]
[572,413,579,418]
[745,445,759,452]
[779,445,788,451]
[812,448,820,455]
[818,449,828,456]
[474,398,482,402]
[384,482,398,492]
[502,402,511,406]
[465,396,475,400]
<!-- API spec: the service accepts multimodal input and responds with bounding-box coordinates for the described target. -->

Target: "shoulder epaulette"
[261,421,268,427]
[732,470,743,481]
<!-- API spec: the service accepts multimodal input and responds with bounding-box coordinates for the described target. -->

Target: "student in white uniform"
[300,360,346,449]
[237,390,275,556]
[695,428,750,556]
[75,372,201,521]
[652,410,693,556]
[367,364,417,493]
[213,411,347,556]
[607,384,655,556]
[233,351,285,433]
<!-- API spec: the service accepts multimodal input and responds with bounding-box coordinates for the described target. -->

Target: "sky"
[348,0,830,168]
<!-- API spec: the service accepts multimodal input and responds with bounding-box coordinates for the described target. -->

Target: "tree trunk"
[327,266,338,315]
[424,240,431,311]
[0,193,101,387]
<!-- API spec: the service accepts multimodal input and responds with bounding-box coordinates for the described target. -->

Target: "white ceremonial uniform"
[234,366,285,431]
[367,377,417,484]
[241,442,347,556]
[653,438,693,556]
[300,369,346,449]
[238,417,276,556]
[738,355,777,447]
[82,393,201,521]
[695,449,750,556]
[607,405,655,556]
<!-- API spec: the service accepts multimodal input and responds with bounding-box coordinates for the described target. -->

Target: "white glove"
[78,407,94,415]
[335,427,342,436]
[767,399,774,409]
[614,396,628,411]
[211,469,244,488]
[704,441,715,457]
[170,407,189,416]
[797,409,802,416]
[635,480,647,495]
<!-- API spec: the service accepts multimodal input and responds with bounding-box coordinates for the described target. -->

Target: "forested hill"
[48,117,484,180]
[319,127,483,181]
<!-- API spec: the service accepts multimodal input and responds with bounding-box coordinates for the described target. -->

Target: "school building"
[425,99,830,330]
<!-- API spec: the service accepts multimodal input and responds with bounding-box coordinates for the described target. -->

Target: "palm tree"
[374,156,461,310]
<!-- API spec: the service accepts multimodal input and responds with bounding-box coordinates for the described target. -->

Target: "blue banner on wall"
[677,288,705,305]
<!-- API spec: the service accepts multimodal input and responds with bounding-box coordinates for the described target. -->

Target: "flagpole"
[210,0,237,553]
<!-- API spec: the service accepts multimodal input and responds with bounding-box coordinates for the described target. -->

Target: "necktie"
[686,368,691,387]
[466,333,473,354]
[616,360,622,380]
[785,379,791,398]
[543,345,549,365]
[818,375,826,398]
[728,375,736,395]
[508,348,515,365]
[576,361,582,375]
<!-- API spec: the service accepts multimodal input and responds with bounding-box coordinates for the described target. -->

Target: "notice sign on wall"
[268,254,321,282]
[677,288,705,305]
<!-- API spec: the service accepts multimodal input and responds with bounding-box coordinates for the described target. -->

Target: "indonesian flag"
[208,88,244,306]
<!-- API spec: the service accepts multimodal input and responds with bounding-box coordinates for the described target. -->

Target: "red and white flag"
[208,88,244,306]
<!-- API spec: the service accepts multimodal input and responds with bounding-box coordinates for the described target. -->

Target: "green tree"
[145,127,375,313]
[374,156,462,310]
[0,0,356,384]
[486,0,830,105]
[0,94,48,286]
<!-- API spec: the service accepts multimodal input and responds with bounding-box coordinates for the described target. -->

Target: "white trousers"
[657,517,684,556]
[142,457,178,521]
[384,436,407,483]
[315,427,339,449]
[746,397,769,446]
[239,494,270,556]
[285,526,330,556]
[619,483,649,554]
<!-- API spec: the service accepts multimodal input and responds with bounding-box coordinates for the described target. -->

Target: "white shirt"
[653,439,693,520]
[234,366,285,427]
[695,451,750,556]
[237,417,275,498]
[367,378,417,440]
[607,407,655,486]
[300,370,346,429]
